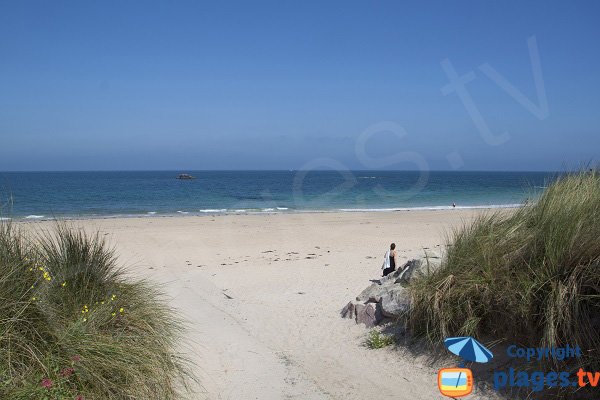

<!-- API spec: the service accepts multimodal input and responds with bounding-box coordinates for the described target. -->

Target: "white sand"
[27,210,502,399]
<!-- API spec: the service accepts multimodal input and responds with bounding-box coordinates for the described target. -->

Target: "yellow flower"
[61,282,67,287]
[31,297,37,301]
[83,318,87,322]
[101,301,105,305]
[111,312,116,317]
[119,307,124,313]
[111,294,117,301]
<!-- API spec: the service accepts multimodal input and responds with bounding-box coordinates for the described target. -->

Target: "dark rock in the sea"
[380,286,411,318]
[340,302,355,319]
[355,303,380,328]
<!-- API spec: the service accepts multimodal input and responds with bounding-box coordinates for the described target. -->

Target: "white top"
[382,250,391,270]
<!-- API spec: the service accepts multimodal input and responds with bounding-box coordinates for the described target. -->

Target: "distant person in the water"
[452,202,456,208]
[382,243,397,277]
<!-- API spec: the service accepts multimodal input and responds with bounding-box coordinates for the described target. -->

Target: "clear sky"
[1,1,599,171]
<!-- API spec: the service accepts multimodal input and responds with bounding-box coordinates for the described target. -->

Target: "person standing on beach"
[382,243,397,277]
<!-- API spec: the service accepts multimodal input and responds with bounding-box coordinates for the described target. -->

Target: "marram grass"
[407,171,600,371]
[0,224,194,399]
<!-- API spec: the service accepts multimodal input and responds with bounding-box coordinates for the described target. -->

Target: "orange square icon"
[438,367,473,397]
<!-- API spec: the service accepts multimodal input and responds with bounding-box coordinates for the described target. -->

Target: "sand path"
[30,210,500,399]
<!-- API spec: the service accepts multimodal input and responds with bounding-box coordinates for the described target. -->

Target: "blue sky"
[0,1,599,171]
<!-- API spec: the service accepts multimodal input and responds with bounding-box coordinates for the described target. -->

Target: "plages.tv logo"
[438,336,494,397]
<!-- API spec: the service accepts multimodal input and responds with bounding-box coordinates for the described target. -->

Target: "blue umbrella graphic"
[444,336,493,388]
[444,336,493,363]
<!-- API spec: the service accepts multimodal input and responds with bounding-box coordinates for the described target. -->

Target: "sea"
[0,171,559,220]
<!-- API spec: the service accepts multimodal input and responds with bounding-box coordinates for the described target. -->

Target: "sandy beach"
[23,209,500,400]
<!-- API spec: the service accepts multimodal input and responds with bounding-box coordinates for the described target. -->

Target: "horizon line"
[0,169,569,174]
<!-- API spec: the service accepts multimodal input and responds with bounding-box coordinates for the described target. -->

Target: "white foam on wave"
[339,204,522,212]
[147,211,157,215]
[25,215,45,219]
[262,208,275,212]
[276,207,289,210]
[176,211,189,214]
[0,217,11,221]
[199,209,227,213]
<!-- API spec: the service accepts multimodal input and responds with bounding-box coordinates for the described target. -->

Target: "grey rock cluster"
[341,258,437,327]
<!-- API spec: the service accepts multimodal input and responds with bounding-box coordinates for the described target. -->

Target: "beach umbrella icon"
[444,336,493,363]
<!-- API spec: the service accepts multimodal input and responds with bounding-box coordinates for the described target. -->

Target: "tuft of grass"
[0,223,194,399]
[366,330,395,349]
[407,171,600,372]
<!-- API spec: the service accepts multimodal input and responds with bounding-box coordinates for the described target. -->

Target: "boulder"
[356,283,389,303]
[380,258,435,285]
[342,258,435,326]
[354,303,366,323]
[375,302,384,322]
[340,302,355,319]
[379,270,401,284]
[380,286,411,318]
[394,259,425,285]
[355,303,381,328]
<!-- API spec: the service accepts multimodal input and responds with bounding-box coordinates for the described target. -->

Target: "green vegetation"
[366,330,395,349]
[408,171,600,370]
[0,224,192,399]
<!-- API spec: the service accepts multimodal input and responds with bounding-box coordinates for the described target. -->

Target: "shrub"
[0,223,193,399]
[366,330,395,349]
[407,171,600,372]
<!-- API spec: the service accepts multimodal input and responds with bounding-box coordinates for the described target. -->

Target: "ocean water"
[0,171,558,219]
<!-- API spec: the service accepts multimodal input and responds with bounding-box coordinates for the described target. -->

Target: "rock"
[379,268,402,284]
[380,257,433,285]
[343,258,436,326]
[354,303,366,320]
[355,303,380,328]
[340,302,355,319]
[380,286,411,318]
[375,302,384,322]
[356,283,388,303]
[394,259,424,285]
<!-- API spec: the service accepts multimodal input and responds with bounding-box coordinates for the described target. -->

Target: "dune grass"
[0,224,193,399]
[407,171,600,371]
